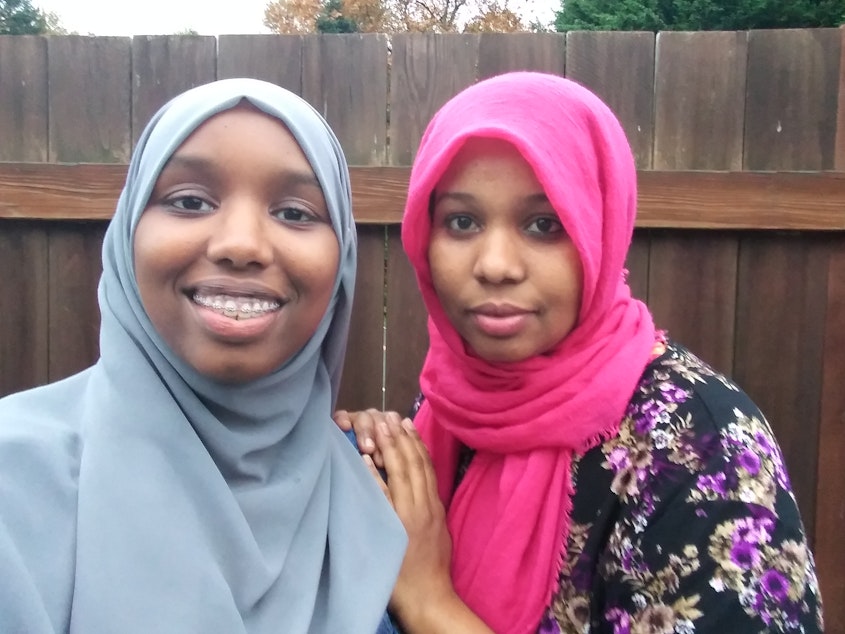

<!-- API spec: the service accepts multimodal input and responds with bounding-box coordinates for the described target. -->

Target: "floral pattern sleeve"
[543,343,823,634]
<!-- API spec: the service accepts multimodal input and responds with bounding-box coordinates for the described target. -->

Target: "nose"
[205,199,273,269]
[472,227,525,284]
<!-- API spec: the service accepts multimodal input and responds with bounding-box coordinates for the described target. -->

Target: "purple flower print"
[730,540,759,570]
[697,472,728,495]
[737,449,761,475]
[761,569,790,603]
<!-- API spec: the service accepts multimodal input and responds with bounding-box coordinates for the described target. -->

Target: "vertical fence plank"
[653,31,747,171]
[303,34,389,165]
[647,32,747,375]
[565,31,655,309]
[217,35,303,89]
[388,33,479,166]
[815,241,845,634]
[0,220,49,397]
[384,34,479,412]
[814,24,845,633]
[565,31,655,169]
[0,35,48,162]
[0,36,49,396]
[47,36,131,383]
[301,35,390,411]
[744,28,840,171]
[477,33,565,78]
[736,28,842,549]
[131,35,217,146]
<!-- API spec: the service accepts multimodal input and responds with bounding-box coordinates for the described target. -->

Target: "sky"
[35,0,559,37]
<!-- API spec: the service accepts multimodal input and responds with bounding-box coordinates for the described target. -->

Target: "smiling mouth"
[192,292,282,321]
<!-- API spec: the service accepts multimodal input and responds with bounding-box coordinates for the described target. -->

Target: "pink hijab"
[402,72,656,633]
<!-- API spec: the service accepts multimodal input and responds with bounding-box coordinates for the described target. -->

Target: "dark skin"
[334,410,494,633]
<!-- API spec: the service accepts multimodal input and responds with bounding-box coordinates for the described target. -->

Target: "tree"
[264,0,526,34]
[316,0,360,32]
[1,0,46,34]
[555,0,845,31]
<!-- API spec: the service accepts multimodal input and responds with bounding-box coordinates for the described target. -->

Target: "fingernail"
[363,437,375,451]
[401,418,415,433]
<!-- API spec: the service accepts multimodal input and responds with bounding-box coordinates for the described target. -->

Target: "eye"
[274,205,320,226]
[163,194,215,214]
[525,215,563,236]
[445,214,480,232]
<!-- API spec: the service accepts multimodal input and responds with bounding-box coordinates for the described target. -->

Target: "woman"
[0,78,405,633]
[339,72,823,633]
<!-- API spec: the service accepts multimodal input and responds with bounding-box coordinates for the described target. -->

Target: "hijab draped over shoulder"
[0,78,405,633]
[402,72,656,633]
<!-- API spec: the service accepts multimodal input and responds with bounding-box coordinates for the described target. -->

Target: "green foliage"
[0,0,48,34]
[555,0,845,31]
[316,0,359,32]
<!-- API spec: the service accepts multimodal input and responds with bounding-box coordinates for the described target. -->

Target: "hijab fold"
[402,73,656,634]
[0,79,405,633]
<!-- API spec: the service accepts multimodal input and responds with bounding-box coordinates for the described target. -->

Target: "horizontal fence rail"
[2,163,845,229]
[1,28,844,628]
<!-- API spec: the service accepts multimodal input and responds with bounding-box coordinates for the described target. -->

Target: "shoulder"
[0,374,86,475]
[573,342,823,632]
[0,378,84,632]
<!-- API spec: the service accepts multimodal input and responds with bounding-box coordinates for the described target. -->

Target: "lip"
[185,278,286,342]
[469,302,534,337]
[186,278,285,303]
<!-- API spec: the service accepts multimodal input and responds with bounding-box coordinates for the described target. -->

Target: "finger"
[353,409,383,454]
[363,454,391,503]
[399,416,441,504]
[332,409,352,431]
[382,413,431,507]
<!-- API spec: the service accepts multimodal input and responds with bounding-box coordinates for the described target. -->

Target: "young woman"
[0,78,406,633]
[338,72,823,633]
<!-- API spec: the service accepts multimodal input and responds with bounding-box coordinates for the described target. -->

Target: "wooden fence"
[1,29,844,628]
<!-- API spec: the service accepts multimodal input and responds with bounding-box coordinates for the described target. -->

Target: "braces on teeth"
[193,294,280,320]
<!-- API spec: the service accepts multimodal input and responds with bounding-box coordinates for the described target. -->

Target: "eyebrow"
[433,191,550,205]
[161,154,322,190]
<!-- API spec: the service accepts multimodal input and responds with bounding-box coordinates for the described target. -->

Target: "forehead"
[171,104,307,163]
[437,137,539,189]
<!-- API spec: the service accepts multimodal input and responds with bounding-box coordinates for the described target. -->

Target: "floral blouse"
[420,342,824,633]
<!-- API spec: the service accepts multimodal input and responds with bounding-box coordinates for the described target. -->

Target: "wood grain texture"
[5,164,845,228]
[388,33,479,165]
[301,35,390,410]
[47,36,131,163]
[837,26,845,171]
[744,29,840,171]
[736,29,842,550]
[302,34,389,165]
[217,35,303,89]
[565,31,655,169]
[477,32,565,79]
[131,36,217,145]
[654,31,747,171]
[47,37,130,384]
[46,224,105,382]
[0,221,49,397]
[0,36,48,162]
[384,226,428,414]
[0,37,50,396]
[337,226,386,412]
[649,32,744,375]
[647,231,737,374]
[734,234,828,543]
[814,239,845,634]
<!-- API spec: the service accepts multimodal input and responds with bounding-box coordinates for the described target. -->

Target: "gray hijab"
[0,79,405,633]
